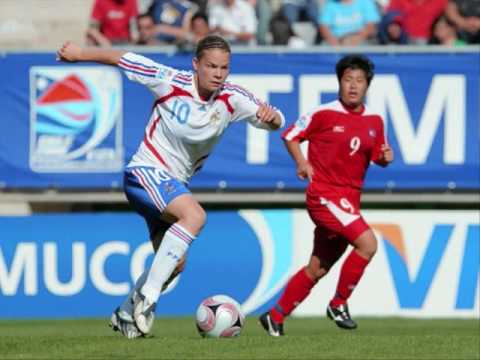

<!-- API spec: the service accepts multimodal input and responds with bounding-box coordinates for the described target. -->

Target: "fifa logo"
[29,66,123,172]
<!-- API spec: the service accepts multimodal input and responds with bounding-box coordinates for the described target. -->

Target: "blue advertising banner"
[0,211,293,318]
[0,211,478,319]
[0,51,478,190]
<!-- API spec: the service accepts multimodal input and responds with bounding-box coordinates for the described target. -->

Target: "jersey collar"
[339,99,365,115]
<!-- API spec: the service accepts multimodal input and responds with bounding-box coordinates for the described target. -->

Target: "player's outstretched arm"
[56,41,126,65]
[284,139,313,181]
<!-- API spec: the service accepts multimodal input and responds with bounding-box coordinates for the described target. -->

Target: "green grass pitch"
[0,317,478,359]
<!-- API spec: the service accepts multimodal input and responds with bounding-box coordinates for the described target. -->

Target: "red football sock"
[330,250,370,308]
[270,267,315,323]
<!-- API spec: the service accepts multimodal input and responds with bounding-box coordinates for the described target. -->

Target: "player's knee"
[193,208,207,232]
[359,246,376,260]
[355,232,377,260]
[183,207,207,235]
[305,264,328,282]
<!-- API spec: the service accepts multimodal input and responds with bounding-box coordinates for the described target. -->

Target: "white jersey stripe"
[223,84,261,105]
[119,58,158,71]
[122,68,156,78]
[119,61,157,76]
[172,78,190,86]
[139,168,167,208]
[283,125,303,141]
[132,168,165,211]
[174,73,192,81]
[134,168,166,209]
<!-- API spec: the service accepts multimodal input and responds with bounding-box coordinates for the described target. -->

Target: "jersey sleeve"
[228,84,285,130]
[281,110,316,142]
[118,52,177,96]
[371,116,387,164]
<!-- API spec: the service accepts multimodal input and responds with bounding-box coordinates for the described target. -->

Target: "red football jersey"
[282,100,386,195]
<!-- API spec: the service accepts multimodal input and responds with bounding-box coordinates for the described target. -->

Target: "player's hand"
[341,34,363,46]
[465,17,480,32]
[256,103,277,124]
[57,41,83,62]
[297,160,314,182]
[378,144,394,164]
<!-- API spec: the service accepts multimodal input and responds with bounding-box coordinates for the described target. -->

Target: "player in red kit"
[260,55,394,336]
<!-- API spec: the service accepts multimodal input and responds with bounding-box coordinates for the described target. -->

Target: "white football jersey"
[119,52,284,183]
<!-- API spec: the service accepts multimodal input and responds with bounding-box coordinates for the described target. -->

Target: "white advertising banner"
[290,210,479,318]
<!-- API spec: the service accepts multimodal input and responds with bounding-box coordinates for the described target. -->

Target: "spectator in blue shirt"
[319,0,380,45]
[148,0,198,44]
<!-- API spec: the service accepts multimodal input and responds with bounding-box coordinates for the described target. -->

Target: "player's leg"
[259,227,348,336]
[110,170,171,338]
[149,221,188,293]
[311,194,374,329]
[112,220,186,338]
[117,220,171,315]
[123,166,202,335]
[327,221,376,330]
[134,193,205,334]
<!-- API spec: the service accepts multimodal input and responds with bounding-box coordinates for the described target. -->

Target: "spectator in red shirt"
[385,0,448,44]
[86,0,139,46]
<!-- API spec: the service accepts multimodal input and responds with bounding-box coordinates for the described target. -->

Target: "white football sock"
[141,223,194,304]
[120,270,148,315]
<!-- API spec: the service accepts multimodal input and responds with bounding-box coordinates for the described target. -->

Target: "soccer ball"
[195,294,245,338]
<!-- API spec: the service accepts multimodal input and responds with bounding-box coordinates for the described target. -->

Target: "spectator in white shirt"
[208,0,258,45]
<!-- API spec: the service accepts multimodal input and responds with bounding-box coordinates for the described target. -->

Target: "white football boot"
[132,291,156,335]
[109,307,143,339]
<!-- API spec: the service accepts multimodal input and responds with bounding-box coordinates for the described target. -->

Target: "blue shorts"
[124,166,191,238]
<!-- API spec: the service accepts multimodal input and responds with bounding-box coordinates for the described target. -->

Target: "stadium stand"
[0,0,94,49]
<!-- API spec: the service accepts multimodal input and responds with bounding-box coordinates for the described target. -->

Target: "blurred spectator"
[137,13,162,44]
[319,0,380,46]
[281,0,320,28]
[280,0,320,43]
[430,15,467,44]
[177,11,211,50]
[270,11,308,47]
[252,0,273,45]
[148,0,198,44]
[385,0,448,44]
[445,0,480,43]
[86,0,139,46]
[378,11,408,44]
[191,0,210,12]
[191,11,211,42]
[208,0,258,45]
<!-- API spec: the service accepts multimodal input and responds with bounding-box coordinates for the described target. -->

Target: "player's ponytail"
[195,35,231,59]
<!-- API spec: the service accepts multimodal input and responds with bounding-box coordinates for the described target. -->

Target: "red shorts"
[306,187,370,259]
